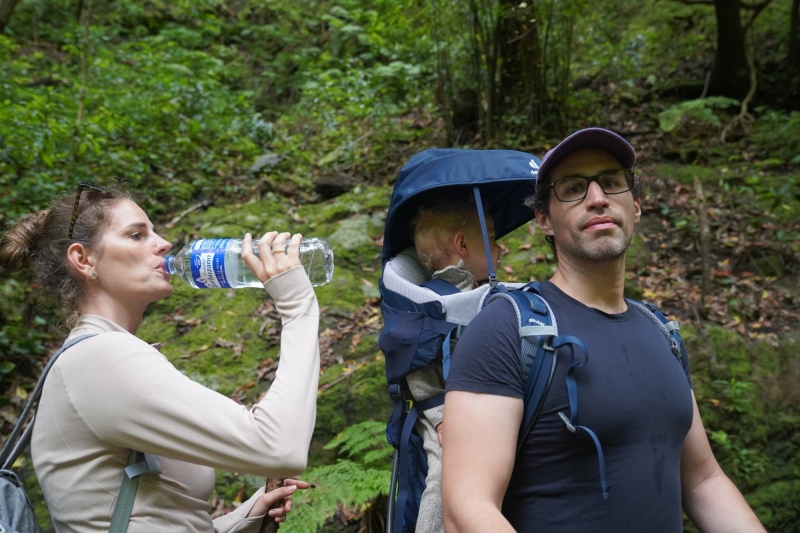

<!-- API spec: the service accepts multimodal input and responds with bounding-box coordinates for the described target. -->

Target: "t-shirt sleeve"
[446,297,524,399]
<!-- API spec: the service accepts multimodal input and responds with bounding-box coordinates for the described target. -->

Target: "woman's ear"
[454,231,469,258]
[67,243,95,280]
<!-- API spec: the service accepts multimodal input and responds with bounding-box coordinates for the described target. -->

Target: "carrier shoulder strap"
[502,282,610,498]
[625,299,685,364]
[487,282,558,454]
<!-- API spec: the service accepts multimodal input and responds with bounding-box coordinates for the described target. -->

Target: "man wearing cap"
[441,128,765,532]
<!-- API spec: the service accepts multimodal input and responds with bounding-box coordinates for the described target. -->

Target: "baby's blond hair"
[412,193,480,273]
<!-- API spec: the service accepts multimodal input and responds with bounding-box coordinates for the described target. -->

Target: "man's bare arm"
[681,392,766,533]
[441,390,522,533]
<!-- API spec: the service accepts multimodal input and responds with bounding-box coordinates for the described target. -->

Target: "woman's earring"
[90,272,98,281]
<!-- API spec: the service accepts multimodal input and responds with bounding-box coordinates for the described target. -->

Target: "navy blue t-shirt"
[447,282,693,532]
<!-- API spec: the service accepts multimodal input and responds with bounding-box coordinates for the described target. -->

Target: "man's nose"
[584,180,610,207]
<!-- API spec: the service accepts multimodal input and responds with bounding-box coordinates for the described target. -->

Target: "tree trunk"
[495,0,518,119]
[710,0,750,98]
[468,0,494,142]
[790,0,800,70]
[494,1,546,131]
[0,0,21,34]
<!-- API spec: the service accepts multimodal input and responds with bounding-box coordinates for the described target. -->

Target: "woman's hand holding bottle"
[242,232,302,284]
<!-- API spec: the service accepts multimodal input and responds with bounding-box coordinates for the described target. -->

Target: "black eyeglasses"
[548,169,634,202]
[67,184,105,240]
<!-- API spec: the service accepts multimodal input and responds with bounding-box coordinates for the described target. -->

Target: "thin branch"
[737,0,774,9]
[742,0,774,31]
[506,24,536,45]
[700,69,712,98]
[694,175,711,319]
[165,200,212,228]
[721,52,757,142]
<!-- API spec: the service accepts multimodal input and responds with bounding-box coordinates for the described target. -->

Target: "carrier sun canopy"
[382,148,542,263]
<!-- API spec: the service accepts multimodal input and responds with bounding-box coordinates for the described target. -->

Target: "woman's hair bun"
[0,210,48,270]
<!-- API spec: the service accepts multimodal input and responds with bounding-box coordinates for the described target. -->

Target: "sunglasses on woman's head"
[67,184,105,240]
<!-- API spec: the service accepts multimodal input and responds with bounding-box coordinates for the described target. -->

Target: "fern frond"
[280,460,392,533]
[324,420,389,463]
[658,97,739,132]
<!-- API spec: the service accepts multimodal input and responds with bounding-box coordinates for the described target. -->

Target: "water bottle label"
[190,239,232,289]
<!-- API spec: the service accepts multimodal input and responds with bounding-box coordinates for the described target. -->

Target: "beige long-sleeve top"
[31,266,320,533]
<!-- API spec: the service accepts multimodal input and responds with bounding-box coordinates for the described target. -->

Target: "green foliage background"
[1,0,799,531]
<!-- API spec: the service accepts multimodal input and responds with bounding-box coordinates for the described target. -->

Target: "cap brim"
[537,128,636,184]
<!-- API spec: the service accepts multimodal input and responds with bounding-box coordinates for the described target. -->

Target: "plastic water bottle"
[165,237,334,288]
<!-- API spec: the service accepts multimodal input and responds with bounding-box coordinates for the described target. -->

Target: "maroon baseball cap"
[536,128,636,185]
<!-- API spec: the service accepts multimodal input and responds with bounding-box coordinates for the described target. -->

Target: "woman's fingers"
[246,478,310,519]
[269,232,301,269]
[283,478,310,490]
[243,231,304,284]
[247,484,297,518]
[241,232,265,281]
[268,231,291,256]
[285,233,302,266]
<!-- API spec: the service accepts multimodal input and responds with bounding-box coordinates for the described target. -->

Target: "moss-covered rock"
[313,354,390,464]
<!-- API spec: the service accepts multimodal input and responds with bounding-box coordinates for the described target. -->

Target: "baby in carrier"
[406,189,500,533]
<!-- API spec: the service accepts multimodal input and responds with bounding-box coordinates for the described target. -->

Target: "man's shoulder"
[454,293,520,351]
[471,291,531,331]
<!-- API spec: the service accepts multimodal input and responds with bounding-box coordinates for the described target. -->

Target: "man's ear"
[67,243,95,280]
[454,232,469,258]
[634,197,641,224]
[535,210,554,237]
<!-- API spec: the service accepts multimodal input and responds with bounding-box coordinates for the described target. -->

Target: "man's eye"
[130,233,142,240]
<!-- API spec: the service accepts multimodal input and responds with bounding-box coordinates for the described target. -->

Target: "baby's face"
[462,214,499,282]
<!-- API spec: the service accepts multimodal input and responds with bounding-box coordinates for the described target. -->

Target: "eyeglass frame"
[67,183,105,240]
[546,169,635,203]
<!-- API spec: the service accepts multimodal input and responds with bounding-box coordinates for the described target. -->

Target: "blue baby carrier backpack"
[378,149,687,533]
[379,148,554,533]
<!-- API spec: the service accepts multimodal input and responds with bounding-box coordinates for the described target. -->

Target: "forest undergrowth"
[2,0,800,530]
